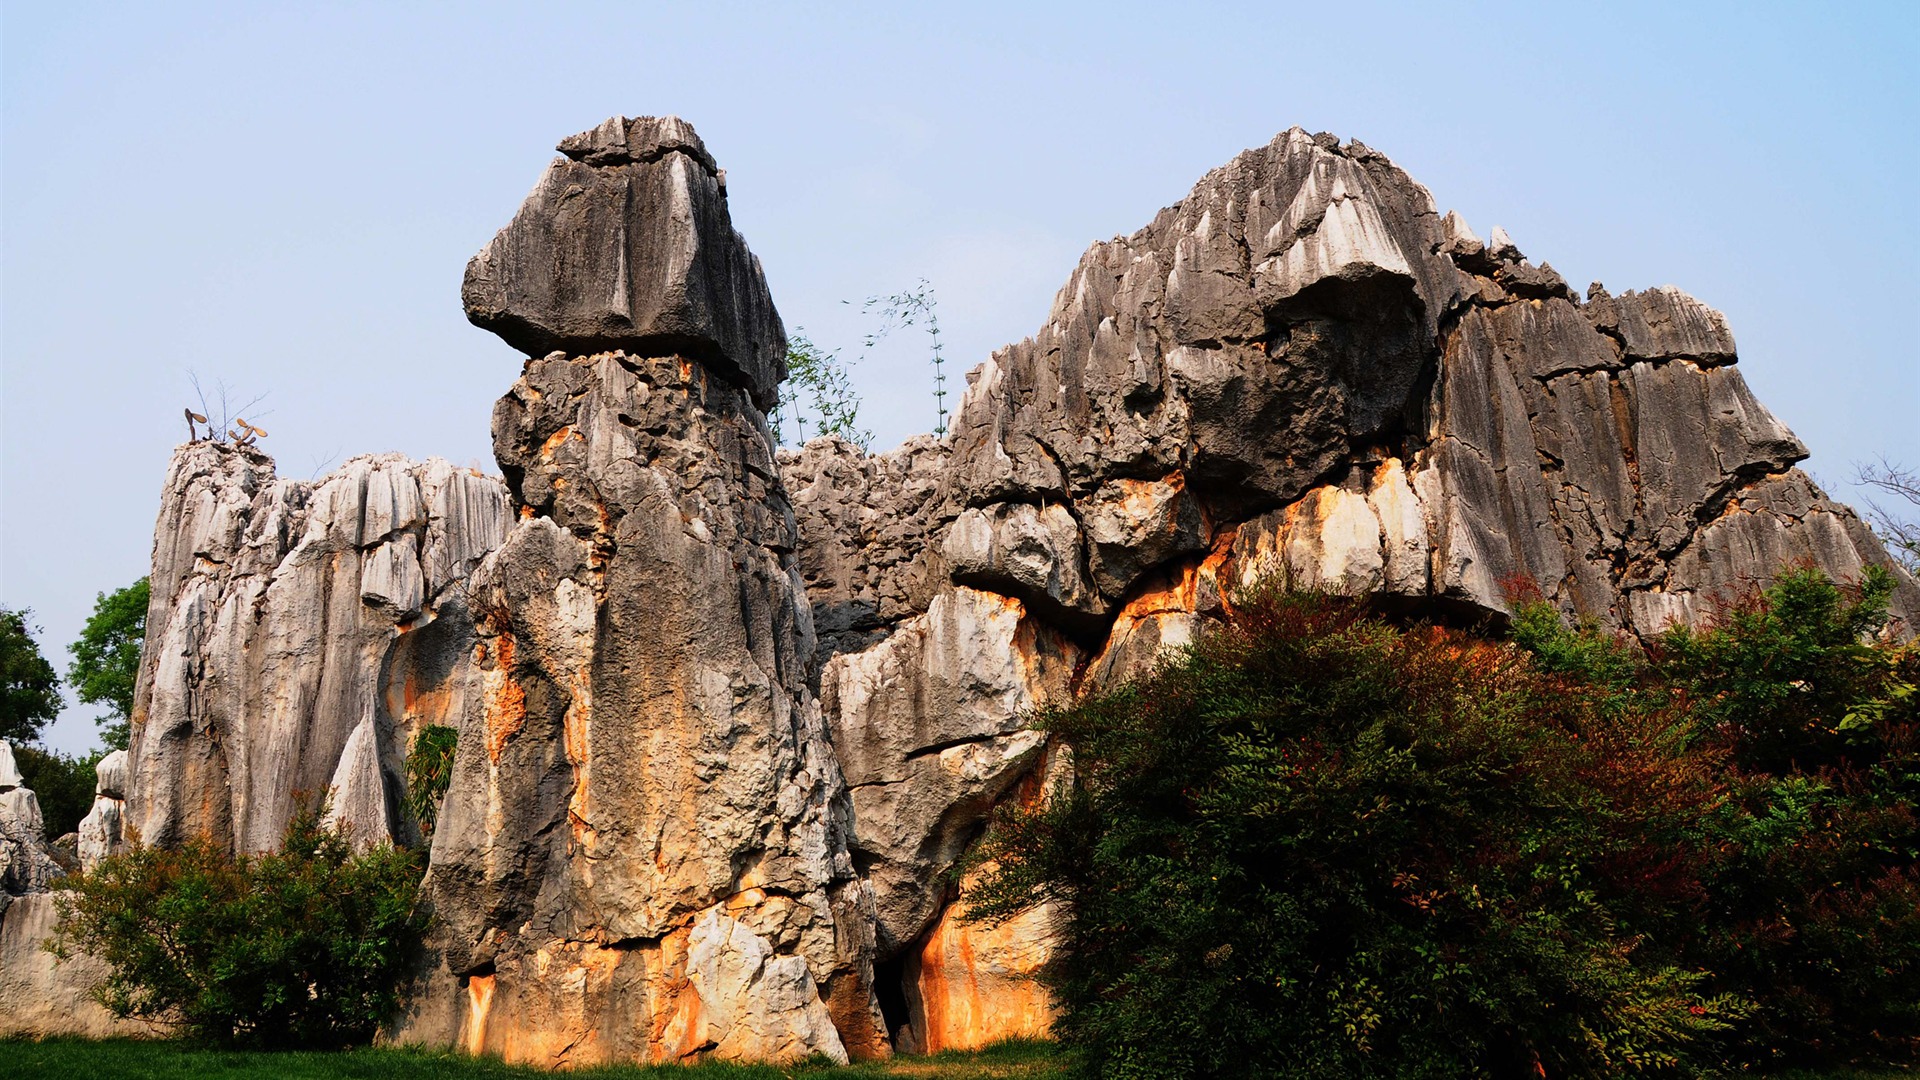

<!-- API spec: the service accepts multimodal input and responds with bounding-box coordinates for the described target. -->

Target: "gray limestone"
[33,117,1907,1060]
[463,116,787,409]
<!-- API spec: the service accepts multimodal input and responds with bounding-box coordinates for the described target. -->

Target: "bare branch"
[1855,456,1920,574]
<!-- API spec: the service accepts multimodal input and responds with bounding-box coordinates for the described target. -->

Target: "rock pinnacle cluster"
[0,117,1911,1062]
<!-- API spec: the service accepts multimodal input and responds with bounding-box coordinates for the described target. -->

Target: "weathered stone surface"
[398,346,877,1065]
[463,116,786,409]
[899,878,1060,1056]
[0,893,144,1038]
[0,775,58,897]
[781,435,952,661]
[820,588,1077,954]
[397,344,879,1065]
[1584,284,1737,364]
[128,444,512,854]
[0,742,21,790]
[77,796,122,872]
[82,118,1919,1063]
[93,750,128,801]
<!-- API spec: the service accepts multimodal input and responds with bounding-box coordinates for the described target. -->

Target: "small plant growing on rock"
[404,724,460,838]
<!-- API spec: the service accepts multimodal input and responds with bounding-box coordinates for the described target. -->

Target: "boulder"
[462,116,787,409]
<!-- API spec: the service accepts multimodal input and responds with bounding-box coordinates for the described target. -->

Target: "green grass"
[0,1037,1070,1079]
[3,1038,1910,1078]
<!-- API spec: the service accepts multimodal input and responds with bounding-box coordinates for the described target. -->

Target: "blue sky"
[4,1,1916,754]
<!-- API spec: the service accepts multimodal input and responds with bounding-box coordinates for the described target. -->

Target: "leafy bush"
[403,724,459,838]
[1654,567,1920,1065]
[52,810,429,1047]
[967,570,1920,1078]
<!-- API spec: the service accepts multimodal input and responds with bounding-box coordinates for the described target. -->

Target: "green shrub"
[968,590,1742,1078]
[403,724,460,838]
[967,572,1920,1078]
[52,810,429,1048]
[1655,567,1920,1065]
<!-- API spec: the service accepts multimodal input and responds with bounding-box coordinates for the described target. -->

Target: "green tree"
[967,590,1745,1078]
[1,607,62,745]
[67,577,150,751]
[969,573,1920,1077]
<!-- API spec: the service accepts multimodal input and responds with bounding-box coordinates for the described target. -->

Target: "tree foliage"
[967,569,1920,1077]
[67,577,149,751]
[0,607,62,745]
[774,332,870,449]
[14,744,102,839]
[403,724,460,838]
[53,809,428,1048]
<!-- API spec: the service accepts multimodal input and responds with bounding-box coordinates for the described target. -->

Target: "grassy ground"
[4,1038,1913,1078]
[0,1037,1070,1079]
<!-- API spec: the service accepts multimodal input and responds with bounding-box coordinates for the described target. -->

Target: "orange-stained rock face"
[479,634,527,763]
[430,898,851,1068]
[902,886,1061,1055]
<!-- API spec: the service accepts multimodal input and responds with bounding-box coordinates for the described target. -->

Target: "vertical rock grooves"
[6,117,1901,1061]
[127,446,511,855]
[393,117,881,1065]
[785,126,1920,1053]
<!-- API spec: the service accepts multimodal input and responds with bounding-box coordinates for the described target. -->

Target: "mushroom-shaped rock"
[92,750,128,801]
[462,115,787,409]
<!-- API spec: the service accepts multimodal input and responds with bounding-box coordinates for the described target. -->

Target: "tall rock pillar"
[399,117,885,1065]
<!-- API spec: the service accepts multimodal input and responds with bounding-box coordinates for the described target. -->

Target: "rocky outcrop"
[778,126,1919,1053]
[32,117,1900,1061]
[76,750,128,871]
[0,744,143,1039]
[390,118,880,1067]
[128,446,512,854]
[0,742,59,902]
[462,115,787,410]
[0,892,141,1038]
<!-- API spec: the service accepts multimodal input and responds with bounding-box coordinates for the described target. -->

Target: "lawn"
[0,1038,1070,1079]
[6,1038,1915,1078]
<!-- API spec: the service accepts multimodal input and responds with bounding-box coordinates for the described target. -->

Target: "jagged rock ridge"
[1,118,1912,1064]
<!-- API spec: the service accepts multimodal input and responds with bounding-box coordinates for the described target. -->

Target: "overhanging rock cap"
[462,115,787,409]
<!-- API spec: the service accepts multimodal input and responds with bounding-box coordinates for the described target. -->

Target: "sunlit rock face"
[35,118,1907,1059]
[390,117,883,1067]
[125,444,510,855]
[462,115,787,410]
[785,126,1919,1053]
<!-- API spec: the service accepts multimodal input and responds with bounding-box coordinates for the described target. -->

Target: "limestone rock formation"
[76,750,128,871]
[19,117,1899,1061]
[776,126,1920,1053]
[0,893,139,1038]
[463,115,787,409]
[392,117,881,1067]
[0,742,60,901]
[128,446,512,854]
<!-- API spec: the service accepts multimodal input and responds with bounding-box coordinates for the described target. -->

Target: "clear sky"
[4,1,1916,755]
